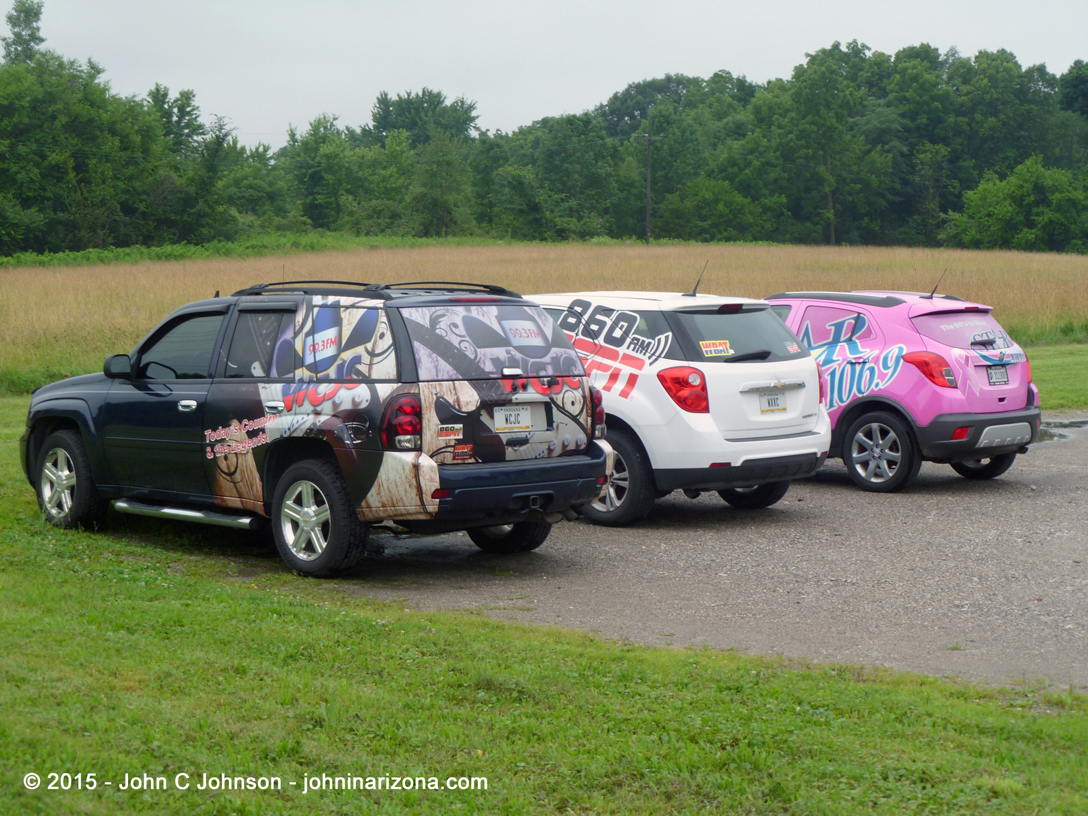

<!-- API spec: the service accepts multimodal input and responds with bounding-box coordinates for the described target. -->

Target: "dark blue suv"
[21,281,610,576]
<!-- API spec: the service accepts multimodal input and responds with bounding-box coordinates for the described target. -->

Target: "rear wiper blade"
[724,349,773,363]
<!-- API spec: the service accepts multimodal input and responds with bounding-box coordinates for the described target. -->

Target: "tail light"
[657,366,709,413]
[589,385,606,438]
[380,393,422,450]
[1026,358,1032,383]
[903,351,957,388]
[816,361,826,406]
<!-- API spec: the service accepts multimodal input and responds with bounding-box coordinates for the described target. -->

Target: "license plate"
[987,365,1009,385]
[494,405,533,432]
[759,392,786,413]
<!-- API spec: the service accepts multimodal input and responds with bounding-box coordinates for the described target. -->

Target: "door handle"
[263,401,285,413]
[177,400,198,412]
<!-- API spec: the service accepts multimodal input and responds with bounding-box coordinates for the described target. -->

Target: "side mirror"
[104,354,133,379]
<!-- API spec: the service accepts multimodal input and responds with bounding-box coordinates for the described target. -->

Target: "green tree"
[0,51,172,252]
[593,74,703,139]
[941,156,1087,252]
[366,88,478,148]
[785,43,893,244]
[409,127,471,237]
[2,0,43,64]
[1058,59,1088,119]
[147,84,207,158]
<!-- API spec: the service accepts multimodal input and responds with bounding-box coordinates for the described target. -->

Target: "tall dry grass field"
[2,243,1086,386]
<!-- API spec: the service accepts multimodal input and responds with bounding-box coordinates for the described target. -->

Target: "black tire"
[842,411,920,493]
[950,453,1017,480]
[36,430,108,529]
[580,429,655,527]
[718,480,791,509]
[467,521,552,554]
[271,459,368,577]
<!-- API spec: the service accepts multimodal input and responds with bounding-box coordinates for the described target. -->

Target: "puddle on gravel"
[1038,419,1088,443]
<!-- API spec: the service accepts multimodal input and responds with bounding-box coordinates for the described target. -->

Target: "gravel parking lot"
[351,414,1088,691]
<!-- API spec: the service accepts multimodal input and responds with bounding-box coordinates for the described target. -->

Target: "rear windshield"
[670,307,810,363]
[400,304,584,381]
[911,311,1017,351]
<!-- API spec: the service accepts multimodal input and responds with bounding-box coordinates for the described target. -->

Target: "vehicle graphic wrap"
[420,377,591,464]
[280,297,397,381]
[401,305,593,463]
[800,313,905,412]
[553,298,674,401]
[401,304,582,380]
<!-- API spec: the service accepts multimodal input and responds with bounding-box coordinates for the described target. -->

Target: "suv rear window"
[400,304,584,381]
[671,307,809,363]
[911,311,1017,351]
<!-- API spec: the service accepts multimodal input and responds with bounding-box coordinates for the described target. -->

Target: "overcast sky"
[32,0,1088,149]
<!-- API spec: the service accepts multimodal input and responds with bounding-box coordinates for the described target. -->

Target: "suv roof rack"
[233,280,373,297]
[233,280,522,300]
[362,281,521,299]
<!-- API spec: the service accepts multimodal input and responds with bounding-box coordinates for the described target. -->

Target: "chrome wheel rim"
[41,447,77,520]
[592,449,630,513]
[850,422,902,484]
[279,479,332,561]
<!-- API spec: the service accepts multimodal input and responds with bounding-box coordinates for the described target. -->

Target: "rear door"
[398,302,594,464]
[910,310,1030,412]
[667,306,821,437]
[795,303,883,413]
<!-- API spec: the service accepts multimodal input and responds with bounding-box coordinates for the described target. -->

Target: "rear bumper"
[654,451,827,492]
[914,407,1041,463]
[432,440,610,522]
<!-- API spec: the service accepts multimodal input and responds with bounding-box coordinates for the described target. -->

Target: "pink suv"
[767,291,1041,492]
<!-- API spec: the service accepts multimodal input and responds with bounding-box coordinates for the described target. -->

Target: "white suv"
[535,291,832,525]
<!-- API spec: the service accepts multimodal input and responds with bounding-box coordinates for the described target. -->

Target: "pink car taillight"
[657,366,709,413]
[903,351,957,388]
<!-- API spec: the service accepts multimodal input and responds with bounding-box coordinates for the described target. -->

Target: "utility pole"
[635,108,663,246]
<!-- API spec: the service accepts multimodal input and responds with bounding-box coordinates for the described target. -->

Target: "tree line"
[3,0,1087,257]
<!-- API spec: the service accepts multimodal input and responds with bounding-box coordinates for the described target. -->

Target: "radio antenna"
[682,261,709,297]
[925,269,947,299]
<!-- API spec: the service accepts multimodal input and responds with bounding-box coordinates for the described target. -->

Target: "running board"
[113,499,261,530]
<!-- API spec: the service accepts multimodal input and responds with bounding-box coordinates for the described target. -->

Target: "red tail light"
[380,393,422,450]
[816,361,826,406]
[1026,358,1032,383]
[589,385,606,438]
[657,366,709,413]
[903,351,957,388]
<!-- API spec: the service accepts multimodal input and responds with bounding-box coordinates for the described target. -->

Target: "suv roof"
[541,291,768,311]
[231,280,523,302]
[766,290,981,310]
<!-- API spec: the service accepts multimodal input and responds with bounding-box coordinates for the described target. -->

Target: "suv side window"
[137,313,225,379]
[225,311,294,379]
[798,305,875,348]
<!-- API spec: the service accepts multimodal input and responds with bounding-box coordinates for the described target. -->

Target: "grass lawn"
[1025,345,1088,411]
[2,393,1087,815]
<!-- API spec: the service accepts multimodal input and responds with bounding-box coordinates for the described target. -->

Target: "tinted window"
[911,311,1017,350]
[769,304,792,321]
[138,314,224,379]
[670,307,809,363]
[225,311,294,378]
[401,304,584,381]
